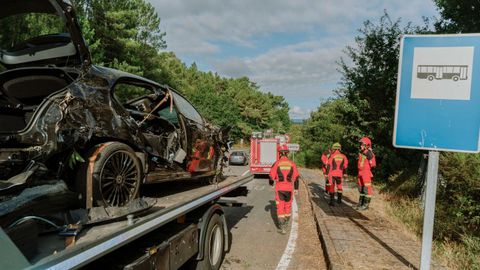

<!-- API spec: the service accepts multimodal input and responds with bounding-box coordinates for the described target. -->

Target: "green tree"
[335,13,425,177]
[73,0,166,78]
[434,0,480,33]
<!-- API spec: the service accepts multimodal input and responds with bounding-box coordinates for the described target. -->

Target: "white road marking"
[241,169,249,176]
[276,196,299,270]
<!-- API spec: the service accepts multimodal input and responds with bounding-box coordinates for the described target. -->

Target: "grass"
[381,175,480,270]
[434,236,480,270]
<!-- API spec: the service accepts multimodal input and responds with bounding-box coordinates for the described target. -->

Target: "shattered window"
[115,83,155,104]
[171,92,204,124]
[158,106,179,125]
[0,13,66,52]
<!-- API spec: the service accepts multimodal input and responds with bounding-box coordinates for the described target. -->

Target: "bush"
[436,153,480,240]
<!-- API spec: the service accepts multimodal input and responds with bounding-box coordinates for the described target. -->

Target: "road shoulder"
[288,175,326,269]
[301,168,446,270]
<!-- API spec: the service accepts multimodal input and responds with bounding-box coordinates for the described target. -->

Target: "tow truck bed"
[1,174,253,270]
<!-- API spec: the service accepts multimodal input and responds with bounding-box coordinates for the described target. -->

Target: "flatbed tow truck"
[0,174,253,270]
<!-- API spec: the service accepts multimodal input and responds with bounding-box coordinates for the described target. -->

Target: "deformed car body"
[0,0,229,208]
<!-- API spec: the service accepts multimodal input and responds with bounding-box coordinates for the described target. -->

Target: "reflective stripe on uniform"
[360,154,366,168]
[279,161,292,170]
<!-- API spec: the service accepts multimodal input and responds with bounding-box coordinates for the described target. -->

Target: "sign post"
[394,34,480,270]
[420,151,439,270]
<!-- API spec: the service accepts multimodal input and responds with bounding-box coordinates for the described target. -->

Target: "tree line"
[294,1,479,267]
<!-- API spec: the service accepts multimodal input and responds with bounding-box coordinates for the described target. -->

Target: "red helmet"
[359,137,372,146]
[278,144,289,153]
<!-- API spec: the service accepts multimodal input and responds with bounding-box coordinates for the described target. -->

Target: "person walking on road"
[321,149,330,194]
[327,143,348,206]
[269,144,300,234]
[356,137,376,210]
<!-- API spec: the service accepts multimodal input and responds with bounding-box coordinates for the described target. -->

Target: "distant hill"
[291,118,305,124]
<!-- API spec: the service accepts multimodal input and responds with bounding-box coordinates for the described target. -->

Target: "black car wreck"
[0,0,229,209]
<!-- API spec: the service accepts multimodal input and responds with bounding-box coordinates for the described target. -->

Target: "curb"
[301,177,347,270]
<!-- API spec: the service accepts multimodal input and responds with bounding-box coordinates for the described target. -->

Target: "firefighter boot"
[354,195,364,210]
[360,197,371,210]
[329,192,335,206]
[277,218,286,234]
[337,193,342,204]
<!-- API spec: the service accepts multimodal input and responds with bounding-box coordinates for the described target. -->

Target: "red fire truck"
[249,131,289,176]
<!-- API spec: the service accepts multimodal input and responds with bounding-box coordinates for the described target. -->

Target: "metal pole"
[420,151,439,270]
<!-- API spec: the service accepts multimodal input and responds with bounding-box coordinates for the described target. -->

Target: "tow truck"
[249,131,289,176]
[0,173,253,270]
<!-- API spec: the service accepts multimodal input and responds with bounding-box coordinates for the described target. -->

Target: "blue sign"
[394,34,480,153]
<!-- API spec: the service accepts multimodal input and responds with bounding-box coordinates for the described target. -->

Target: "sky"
[149,0,439,119]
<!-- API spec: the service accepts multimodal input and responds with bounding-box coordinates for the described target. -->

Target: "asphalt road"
[221,164,290,270]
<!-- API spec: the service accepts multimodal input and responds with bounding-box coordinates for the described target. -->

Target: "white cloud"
[151,0,436,55]
[148,0,438,118]
[289,106,309,119]
[213,38,350,103]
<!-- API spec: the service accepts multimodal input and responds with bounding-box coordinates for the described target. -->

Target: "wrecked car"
[0,0,229,208]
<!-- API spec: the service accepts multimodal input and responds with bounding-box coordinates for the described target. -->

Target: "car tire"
[76,142,142,208]
[192,213,226,270]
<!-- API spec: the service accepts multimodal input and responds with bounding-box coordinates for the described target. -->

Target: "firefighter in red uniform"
[321,149,330,194]
[327,143,348,205]
[269,144,299,234]
[356,137,376,210]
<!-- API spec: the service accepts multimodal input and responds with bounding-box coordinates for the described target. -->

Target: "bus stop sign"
[394,34,480,153]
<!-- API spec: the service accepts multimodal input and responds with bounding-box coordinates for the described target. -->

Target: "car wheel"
[193,213,226,270]
[77,142,142,208]
[427,75,434,81]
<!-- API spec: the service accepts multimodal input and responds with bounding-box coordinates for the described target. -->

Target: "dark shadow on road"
[264,200,279,229]
[308,181,369,220]
[223,205,254,251]
[348,217,419,270]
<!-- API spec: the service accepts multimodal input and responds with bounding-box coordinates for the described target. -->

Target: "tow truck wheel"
[77,142,141,208]
[194,213,226,270]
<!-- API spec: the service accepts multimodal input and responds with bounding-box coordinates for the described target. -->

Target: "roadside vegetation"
[291,1,480,268]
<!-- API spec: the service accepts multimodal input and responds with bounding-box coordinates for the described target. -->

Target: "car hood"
[0,0,90,69]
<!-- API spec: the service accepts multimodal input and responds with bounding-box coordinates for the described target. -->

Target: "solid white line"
[276,196,299,270]
[241,169,249,176]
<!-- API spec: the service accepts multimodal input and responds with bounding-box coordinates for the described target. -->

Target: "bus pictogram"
[417,65,468,81]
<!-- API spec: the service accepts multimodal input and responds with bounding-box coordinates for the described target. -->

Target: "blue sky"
[149,0,439,119]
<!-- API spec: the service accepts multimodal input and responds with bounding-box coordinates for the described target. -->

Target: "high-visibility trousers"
[275,188,293,218]
[358,173,373,198]
[328,176,343,193]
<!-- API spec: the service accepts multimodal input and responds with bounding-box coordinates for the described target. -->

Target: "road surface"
[220,165,325,270]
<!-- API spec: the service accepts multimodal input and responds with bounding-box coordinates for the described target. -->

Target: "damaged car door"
[170,92,217,175]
